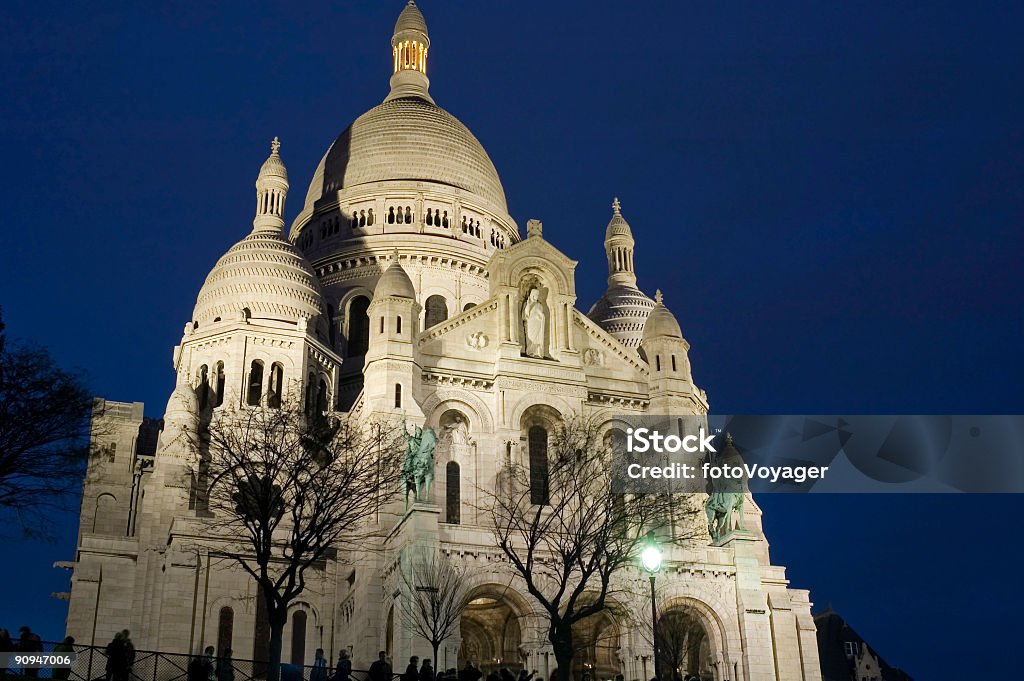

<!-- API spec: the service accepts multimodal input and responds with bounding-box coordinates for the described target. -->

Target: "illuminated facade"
[66,4,822,681]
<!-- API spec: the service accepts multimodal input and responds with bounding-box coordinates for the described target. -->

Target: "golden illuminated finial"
[655,289,663,304]
[612,197,621,215]
[270,136,281,155]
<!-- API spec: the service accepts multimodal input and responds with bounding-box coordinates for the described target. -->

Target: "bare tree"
[198,404,406,681]
[483,415,702,681]
[0,309,94,536]
[398,549,472,674]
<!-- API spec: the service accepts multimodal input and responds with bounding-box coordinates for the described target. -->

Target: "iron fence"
[9,643,375,681]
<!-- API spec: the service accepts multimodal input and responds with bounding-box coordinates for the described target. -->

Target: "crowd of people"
[0,634,707,681]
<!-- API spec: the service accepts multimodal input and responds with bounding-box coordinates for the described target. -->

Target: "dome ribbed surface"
[193,232,324,326]
[587,286,656,349]
[374,259,416,299]
[606,213,632,239]
[259,153,288,182]
[164,384,198,419]
[303,97,507,212]
[642,300,684,341]
[394,1,428,35]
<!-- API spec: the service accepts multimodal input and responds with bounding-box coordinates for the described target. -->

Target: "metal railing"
[17,643,373,681]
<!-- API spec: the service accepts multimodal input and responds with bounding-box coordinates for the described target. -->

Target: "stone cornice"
[421,370,494,390]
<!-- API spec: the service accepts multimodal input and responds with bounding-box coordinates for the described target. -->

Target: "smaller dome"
[642,290,684,341]
[394,0,428,37]
[258,137,288,182]
[164,384,198,420]
[587,285,656,349]
[193,232,325,327]
[374,257,416,299]
[606,197,633,240]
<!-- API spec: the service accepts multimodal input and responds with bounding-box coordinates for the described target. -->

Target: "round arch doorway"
[458,591,525,676]
[656,605,713,681]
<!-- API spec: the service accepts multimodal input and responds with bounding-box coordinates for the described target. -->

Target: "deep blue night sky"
[2,1,1022,678]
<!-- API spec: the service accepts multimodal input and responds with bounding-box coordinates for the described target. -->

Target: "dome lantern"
[387,1,434,104]
[605,197,637,288]
[253,136,289,235]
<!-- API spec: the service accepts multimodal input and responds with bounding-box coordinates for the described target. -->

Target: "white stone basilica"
[66,4,822,681]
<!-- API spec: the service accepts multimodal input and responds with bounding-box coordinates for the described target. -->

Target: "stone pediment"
[487,223,578,298]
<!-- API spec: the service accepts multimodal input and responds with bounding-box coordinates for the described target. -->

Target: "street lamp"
[641,531,663,680]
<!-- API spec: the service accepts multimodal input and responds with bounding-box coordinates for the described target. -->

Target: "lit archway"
[458,589,526,675]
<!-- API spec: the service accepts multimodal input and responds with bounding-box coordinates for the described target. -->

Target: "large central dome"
[301,97,508,213]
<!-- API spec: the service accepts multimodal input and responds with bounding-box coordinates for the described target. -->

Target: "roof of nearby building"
[815,608,914,681]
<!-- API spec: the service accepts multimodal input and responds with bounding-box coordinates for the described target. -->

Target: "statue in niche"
[521,287,547,358]
[443,413,471,445]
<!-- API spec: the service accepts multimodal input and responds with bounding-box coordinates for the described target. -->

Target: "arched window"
[404,206,412,224]
[463,302,476,312]
[217,606,234,656]
[304,372,316,416]
[380,316,385,334]
[446,461,461,523]
[388,207,396,224]
[213,361,225,408]
[396,316,402,334]
[367,209,374,226]
[327,304,337,347]
[528,426,549,505]
[424,295,448,329]
[394,384,402,409]
[197,365,209,410]
[348,296,371,356]
[268,363,284,408]
[655,355,661,372]
[247,360,264,406]
[290,611,307,665]
[671,355,677,372]
[317,379,328,415]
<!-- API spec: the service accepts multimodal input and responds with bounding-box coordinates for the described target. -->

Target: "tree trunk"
[551,625,574,681]
[267,611,288,681]
[432,642,440,680]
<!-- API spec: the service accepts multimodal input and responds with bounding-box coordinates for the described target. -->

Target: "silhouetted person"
[201,646,216,681]
[368,652,392,681]
[419,659,433,681]
[216,648,234,681]
[334,649,352,681]
[187,649,208,681]
[119,630,136,681]
[18,627,42,677]
[105,632,125,681]
[52,637,75,681]
[402,657,419,681]
[311,649,328,681]
[0,629,14,676]
[517,670,536,681]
